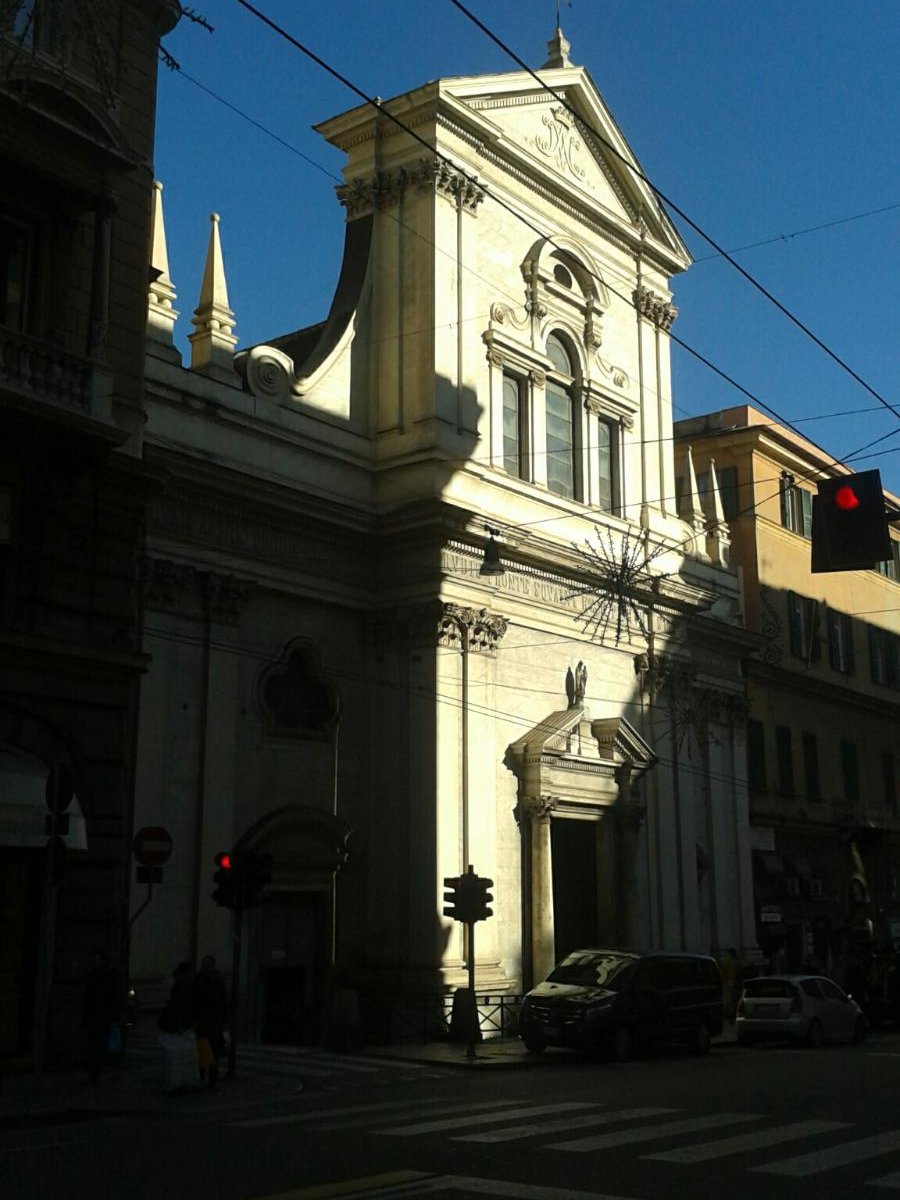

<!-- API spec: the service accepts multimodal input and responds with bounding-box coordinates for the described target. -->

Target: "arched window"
[545,333,577,499]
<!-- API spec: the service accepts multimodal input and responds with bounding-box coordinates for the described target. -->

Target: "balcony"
[0,326,114,431]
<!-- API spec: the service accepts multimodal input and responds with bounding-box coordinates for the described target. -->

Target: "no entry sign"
[132,826,173,867]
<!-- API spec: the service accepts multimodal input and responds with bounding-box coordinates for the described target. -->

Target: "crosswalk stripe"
[316,1099,516,1132]
[754,1130,900,1176]
[455,1107,679,1144]
[233,1097,503,1130]
[546,1112,762,1152]
[645,1119,851,1163]
[381,1102,596,1137]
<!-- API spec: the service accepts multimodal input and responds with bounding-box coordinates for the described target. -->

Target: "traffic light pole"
[227,904,243,1080]
[466,917,477,1060]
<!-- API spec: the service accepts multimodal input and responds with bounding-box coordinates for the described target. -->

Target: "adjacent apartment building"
[675,406,900,979]
[0,1,180,1065]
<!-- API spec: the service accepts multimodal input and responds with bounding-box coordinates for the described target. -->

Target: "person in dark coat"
[193,955,228,1087]
[158,961,196,1033]
[81,951,124,1083]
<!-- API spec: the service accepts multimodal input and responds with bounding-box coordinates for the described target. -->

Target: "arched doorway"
[237,805,351,1044]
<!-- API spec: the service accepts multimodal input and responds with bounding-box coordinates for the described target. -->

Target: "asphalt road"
[5,1033,900,1200]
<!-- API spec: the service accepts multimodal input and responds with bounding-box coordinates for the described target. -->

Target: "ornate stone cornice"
[141,557,254,624]
[438,603,509,654]
[336,156,486,219]
[633,285,678,331]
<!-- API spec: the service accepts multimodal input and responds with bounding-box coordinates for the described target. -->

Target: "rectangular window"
[870,627,900,689]
[802,731,820,801]
[596,417,617,514]
[884,752,897,816]
[747,719,766,793]
[781,473,813,538]
[827,609,855,674]
[546,381,575,499]
[841,740,860,804]
[502,373,527,480]
[775,725,794,796]
[788,592,821,663]
[0,215,31,332]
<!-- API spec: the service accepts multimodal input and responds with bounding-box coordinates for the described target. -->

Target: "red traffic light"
[215,851,232,870]
[834,485,860,512]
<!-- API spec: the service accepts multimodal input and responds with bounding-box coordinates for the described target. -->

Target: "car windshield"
[546,952,636,989]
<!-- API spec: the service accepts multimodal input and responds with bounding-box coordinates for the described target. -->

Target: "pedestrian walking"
[193,955,228,1088]
[80,951,124,1084]
[158,960,199,1093]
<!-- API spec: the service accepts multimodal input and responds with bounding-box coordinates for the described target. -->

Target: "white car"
[736,974,866,1047]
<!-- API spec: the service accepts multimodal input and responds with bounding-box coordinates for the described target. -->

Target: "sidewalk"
[367,1021,738,1068]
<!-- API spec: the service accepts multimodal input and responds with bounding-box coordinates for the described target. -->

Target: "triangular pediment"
[505,707,655,774]
[440,68,690,271]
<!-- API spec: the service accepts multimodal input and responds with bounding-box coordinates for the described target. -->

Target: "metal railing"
[361,991,523,1045]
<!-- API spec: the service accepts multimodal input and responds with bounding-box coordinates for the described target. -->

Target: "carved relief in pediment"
[532,106,587,182]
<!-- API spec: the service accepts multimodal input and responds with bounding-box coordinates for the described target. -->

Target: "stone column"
[517,793,558,988]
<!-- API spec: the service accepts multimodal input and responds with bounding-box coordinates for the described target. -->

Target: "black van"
[519,948,723,1060]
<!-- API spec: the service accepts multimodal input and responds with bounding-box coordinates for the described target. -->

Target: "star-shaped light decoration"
[565,527,671,646]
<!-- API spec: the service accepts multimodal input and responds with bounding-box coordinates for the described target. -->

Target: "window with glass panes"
[788,592,821,662]
[595,416,617,514]
[545,334,577,499]
[0,215,30,332]
[502,373,527,479]
[781,473,813,538]
[827,609,855,674]
[802,731,821,801]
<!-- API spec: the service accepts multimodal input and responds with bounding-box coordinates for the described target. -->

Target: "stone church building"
[132,28,759,1040]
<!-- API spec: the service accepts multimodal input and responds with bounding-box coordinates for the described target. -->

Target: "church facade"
[133,30,758,1040]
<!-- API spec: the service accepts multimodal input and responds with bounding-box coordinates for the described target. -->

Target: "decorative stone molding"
[242,344,295,402]
[438,604,509,655]
[529,368,546,388]
[489,301,529,332]
[336,157,485,218]
[633,285,678,331]
[533,107,587,181]
[521,259,548,319]
[141,557,254,624]
[256,642,340,739]
[513,793,560,827]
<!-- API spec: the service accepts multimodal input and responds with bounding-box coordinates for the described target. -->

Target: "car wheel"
[806,1019,825,1048]
[522,1035,546,1055]
[852,1018,867,1045]
[691,1022,712,1055]
[608,1026,631,1063]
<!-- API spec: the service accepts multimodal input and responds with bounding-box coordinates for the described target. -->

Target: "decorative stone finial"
[189,211,238,379]
[542,24,573,69]
[147,181,181,363]
[704,458,732,568]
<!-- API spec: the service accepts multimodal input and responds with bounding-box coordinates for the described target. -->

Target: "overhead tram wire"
[161,58,897,463]
[212,6,899,557]
[231,0,851,457]
[447,0,900,425]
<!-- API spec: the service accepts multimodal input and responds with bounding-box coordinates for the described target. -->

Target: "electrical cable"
[447,0,900,424]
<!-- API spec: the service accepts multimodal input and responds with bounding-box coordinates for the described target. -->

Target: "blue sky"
[153,0,900,492]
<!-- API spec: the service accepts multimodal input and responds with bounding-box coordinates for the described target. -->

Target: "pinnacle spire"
[542,8,573,69]
[189,212,238,378]
[147,181,181,362]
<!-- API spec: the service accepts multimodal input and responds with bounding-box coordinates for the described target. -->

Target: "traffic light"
[443,868,494,922]
[443,876,462,920]
[811,469,891,573]
[212,851,237,909]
